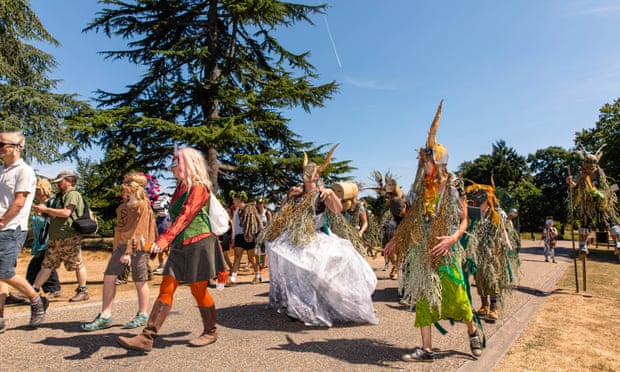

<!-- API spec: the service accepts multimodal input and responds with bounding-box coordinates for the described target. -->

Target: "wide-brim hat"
[52,170,77,183]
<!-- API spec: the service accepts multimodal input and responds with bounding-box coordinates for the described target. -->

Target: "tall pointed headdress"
[421,100,448,165]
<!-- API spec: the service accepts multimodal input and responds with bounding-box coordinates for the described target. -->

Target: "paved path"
[1,240,570,371]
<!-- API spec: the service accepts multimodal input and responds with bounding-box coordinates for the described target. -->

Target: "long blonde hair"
[176,147,212,190]
[121,172,148,201]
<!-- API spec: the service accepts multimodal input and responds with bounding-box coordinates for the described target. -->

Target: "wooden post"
[568,166,579,293]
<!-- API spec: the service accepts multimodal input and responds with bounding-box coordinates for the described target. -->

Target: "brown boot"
[478,296,489,316]
[188,306,217,347]
[118,300,171,352]
[389,266,398,280]
[488,302,499,321]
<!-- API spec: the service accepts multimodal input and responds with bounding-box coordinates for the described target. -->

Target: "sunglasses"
[0,142,20,148]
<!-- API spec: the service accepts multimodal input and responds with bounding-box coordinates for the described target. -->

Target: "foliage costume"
[392,101,473,328]
[571,147,620,253]
[258,146,377,327]
[465,183,520,318]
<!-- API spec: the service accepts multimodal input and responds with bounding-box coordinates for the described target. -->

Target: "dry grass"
[495,248,620,372]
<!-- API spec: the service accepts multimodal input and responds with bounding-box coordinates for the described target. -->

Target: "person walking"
[257,144,378,327]
[32,170,90,302]
[26,179,62,296]
[81,172,157,331]
[226,192,262,286]
[384,102,483,362]
[118,147,227,352]
[542,217,558,263]
[0,131,48,332]
[465,182,520,322]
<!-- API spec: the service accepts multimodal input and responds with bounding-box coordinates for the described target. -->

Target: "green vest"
[170,190,211,245]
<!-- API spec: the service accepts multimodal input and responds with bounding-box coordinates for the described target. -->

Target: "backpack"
[208,194,230,236]
[61,190,98,235]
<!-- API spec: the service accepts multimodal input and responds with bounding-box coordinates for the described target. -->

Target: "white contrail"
[318,3,342,68]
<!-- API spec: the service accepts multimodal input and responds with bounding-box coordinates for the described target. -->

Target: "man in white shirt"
[0,131,48,333]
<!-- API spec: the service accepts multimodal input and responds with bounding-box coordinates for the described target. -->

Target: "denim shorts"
[0,226,28,279]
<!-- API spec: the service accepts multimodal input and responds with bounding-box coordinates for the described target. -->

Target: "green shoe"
[122,312,148,329]
[81,313,112,332]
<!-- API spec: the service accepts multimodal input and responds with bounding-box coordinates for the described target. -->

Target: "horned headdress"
[303,144,339,182]
[418,100,448,165]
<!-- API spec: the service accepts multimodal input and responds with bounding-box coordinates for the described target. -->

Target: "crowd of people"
[1,107,613,363]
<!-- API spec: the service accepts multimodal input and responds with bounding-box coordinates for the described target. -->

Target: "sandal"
[469,329,483,357]
[122,312,148,329]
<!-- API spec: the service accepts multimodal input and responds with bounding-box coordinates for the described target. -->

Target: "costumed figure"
[465,182,520,321]
[226,191,262,285]
[118,147,228,352]
[568,146,620,254]
[384,101,483,362]
[542,217,558,263]
[334,181,376,256]
[257,144,378,327]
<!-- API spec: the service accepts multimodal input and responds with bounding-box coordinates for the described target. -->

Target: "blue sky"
[29,0,620,192]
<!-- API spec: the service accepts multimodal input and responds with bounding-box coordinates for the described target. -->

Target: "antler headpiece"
[303,144,339,182]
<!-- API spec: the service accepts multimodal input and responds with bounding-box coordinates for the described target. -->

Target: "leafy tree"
[527,146,582,227]
[0,0,92,163]
[574,98,620,185]
[82,0,349,204]
[509,179,543,234]
[458,140,530,189]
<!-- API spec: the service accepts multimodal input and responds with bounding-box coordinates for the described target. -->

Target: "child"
[542,217,558,263]
[82,172,158,331]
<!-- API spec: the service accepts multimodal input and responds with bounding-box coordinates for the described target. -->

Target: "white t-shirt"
[0,159,36,230]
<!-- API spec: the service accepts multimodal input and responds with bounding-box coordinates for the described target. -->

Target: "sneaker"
[115,278,128,285]
[69,287,90,302]
[552,258,557,264]
[30,297,49,328]
[545,257,549,262]
[153,265,164,275]
[0,317,5,334]
[469,329,483,357]
[81,313,113,331]
[122,312,148,329]
[401,347,434,363]
[45,291,63,298]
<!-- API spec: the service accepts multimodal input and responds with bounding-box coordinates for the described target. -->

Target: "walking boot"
[118,300,171,352]
[488,302,499,321]
[477,296,489,317]
[188,305,217,347]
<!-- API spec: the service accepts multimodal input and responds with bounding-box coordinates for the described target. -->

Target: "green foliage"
[0,0,93,163]
[81,0,346,207]
[459,139,530,188]
[508,180,543,233]
[527,146,582,227]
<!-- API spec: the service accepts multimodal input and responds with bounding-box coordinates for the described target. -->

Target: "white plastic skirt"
[266,229,378,327]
